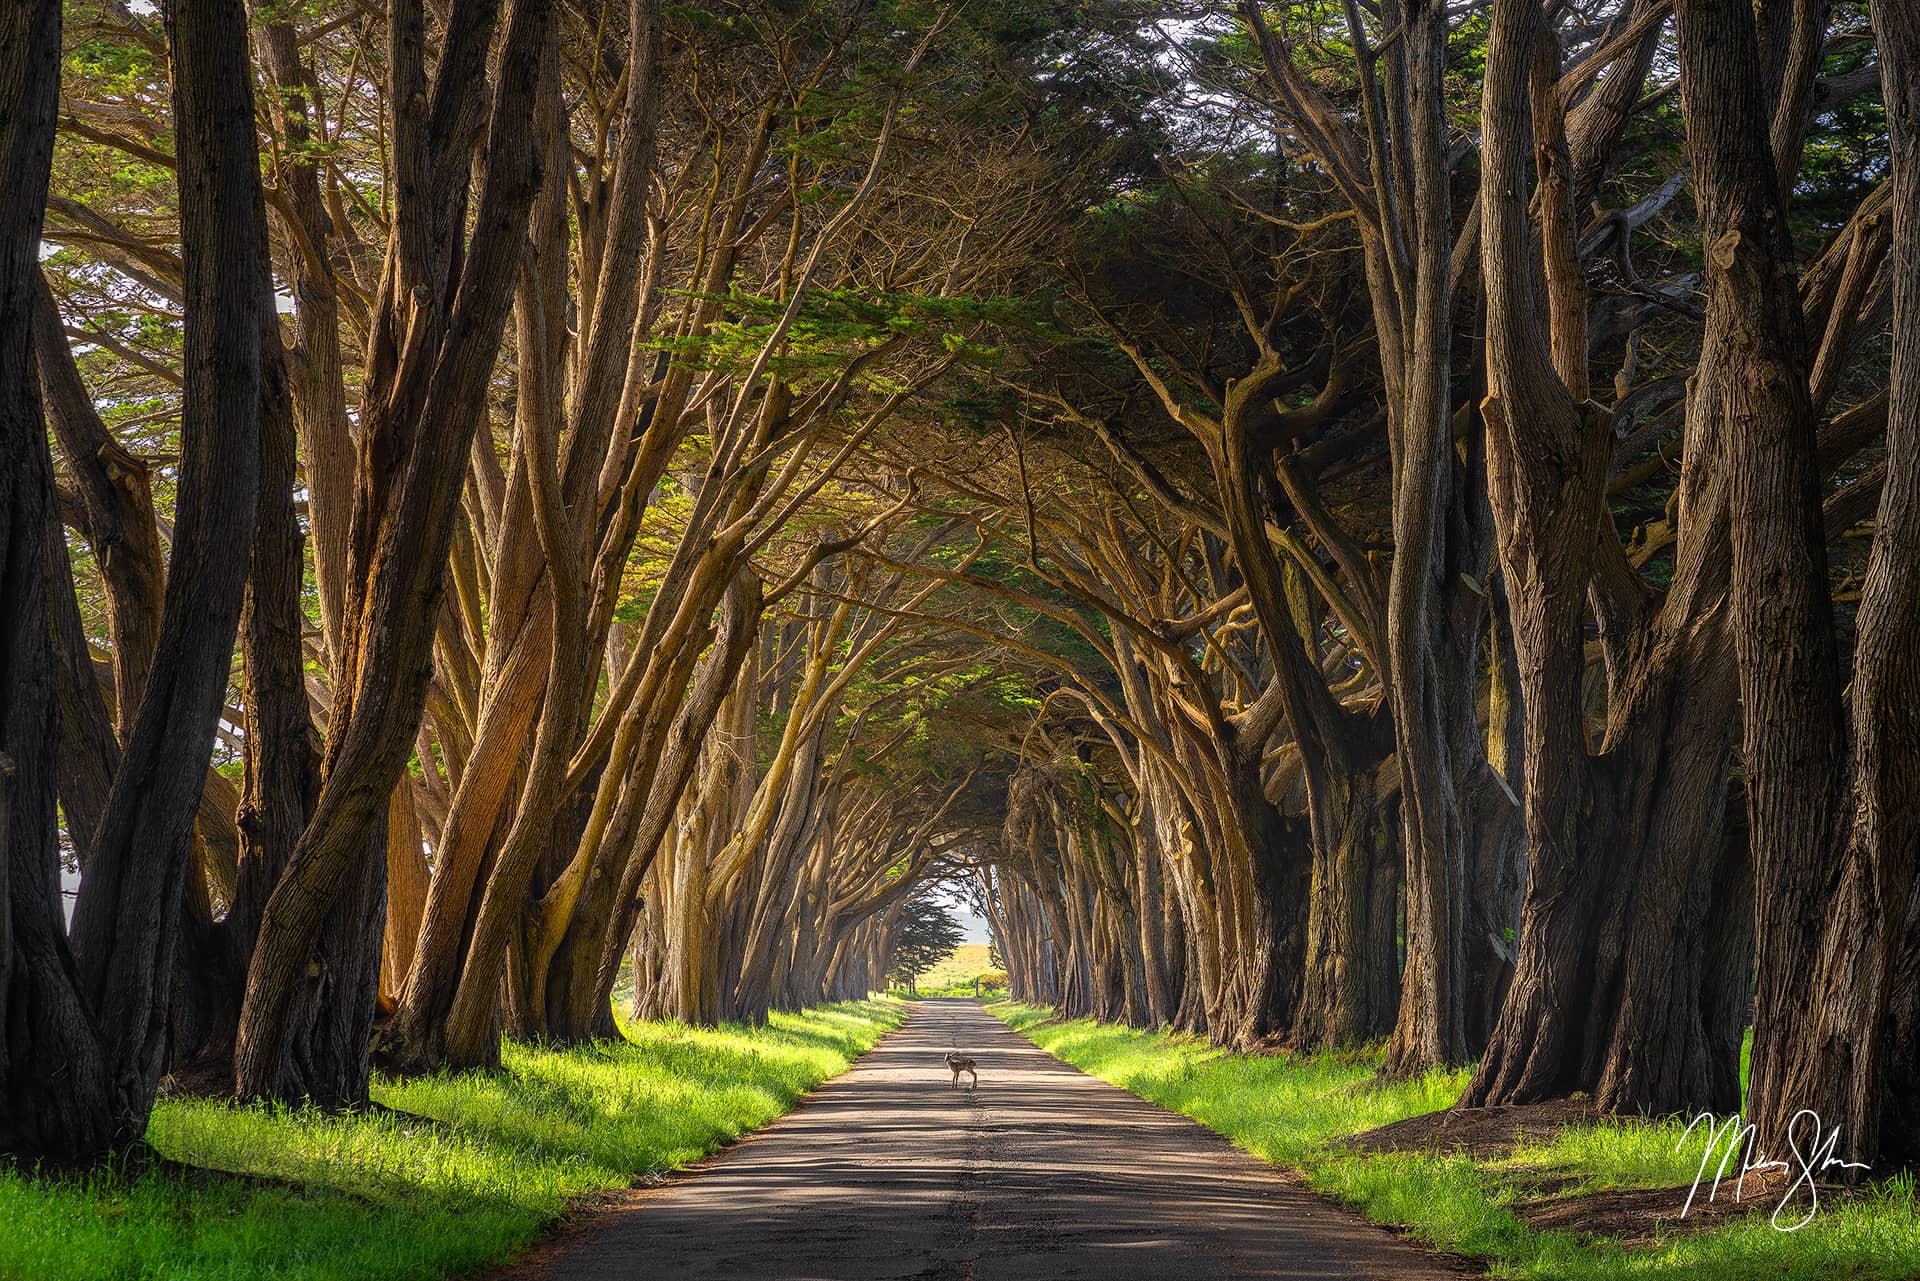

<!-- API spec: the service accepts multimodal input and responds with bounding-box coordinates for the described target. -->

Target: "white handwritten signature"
[1677,1110,1871,1231]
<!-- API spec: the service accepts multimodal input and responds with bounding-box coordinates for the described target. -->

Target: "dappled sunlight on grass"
[0,998,903,1281]
[994,1001,1466,1165]
[992,1002,1920,1281]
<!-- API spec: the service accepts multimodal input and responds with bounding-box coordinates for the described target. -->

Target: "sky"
[929,884,992,945]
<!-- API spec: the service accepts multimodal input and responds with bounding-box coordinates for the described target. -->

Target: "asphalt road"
[512,999,1467,1280]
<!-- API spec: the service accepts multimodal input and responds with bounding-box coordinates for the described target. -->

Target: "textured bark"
[385,0,664,1067]
[1372,0,1487,1078]
[248,4,356,665]
[1217,741,1313,1046]
[5,0,265,1162]
[0,0,75,1161]
[1234,0,1517,1071]
[170,299,311,1089]
[390,603,548,1052]
[433,56,595,1064]
[234,0,552,1102]
[1465,0,1748,1118]
[230,304,315,990]
[1296,726,1399,1049]
[1721,0,1920,1166]
[43,500,119,866]
[380,782,430,1007]
[33,274,165,737]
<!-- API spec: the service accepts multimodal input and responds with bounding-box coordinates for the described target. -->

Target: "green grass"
[0,999,903,1281]
[990,1002,1920,1281]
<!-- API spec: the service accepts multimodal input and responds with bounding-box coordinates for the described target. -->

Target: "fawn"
[945,1051,978,1089]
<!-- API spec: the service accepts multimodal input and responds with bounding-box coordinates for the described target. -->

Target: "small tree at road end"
[888,895,965,995]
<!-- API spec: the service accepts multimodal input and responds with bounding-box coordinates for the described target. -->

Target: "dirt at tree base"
[1346,1100,1597,1157]
[1350,1108,1864,1249]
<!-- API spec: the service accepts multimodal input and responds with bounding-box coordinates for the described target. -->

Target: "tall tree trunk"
[382,783,430,1007]
[234,0,552,1103]
[171,298,312,1089]
[32,276,166,735]
[1466,0,1748,1118]
[1,0,76,1160]
[5,0,266,1161]
[248,4,356,666]
[1297,734,1400,1048]
[1716,0,1920,1166]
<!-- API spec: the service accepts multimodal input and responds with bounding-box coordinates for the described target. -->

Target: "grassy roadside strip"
[989,1001,1920,1280]
[1,999,904,1281]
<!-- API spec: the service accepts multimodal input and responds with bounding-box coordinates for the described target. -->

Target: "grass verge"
[1,999,903,1281]
[990,1001,1920,1281]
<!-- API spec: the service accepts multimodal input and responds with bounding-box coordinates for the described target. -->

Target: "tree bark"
[0,0,76,1162]
[5,0,266,1162]
[1465,0,1748,1118]
[234,0,552,1103]
[1720,0,1920,1166]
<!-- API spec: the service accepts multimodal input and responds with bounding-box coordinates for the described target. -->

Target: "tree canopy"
[1,0,1915,1178]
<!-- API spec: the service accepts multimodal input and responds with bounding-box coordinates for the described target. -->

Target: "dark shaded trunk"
[43,500,119,865]
[1384,458,1522,1074]
[1468,0,1747,1118]
[1708,0,1920,1166]
[1131,824,1173,1026]
[1,0,83,1161]
[1465,704,1750,1114]
[1223,745,1312,1045]
[1297,737,1400,1049]
[1461,569,1527,1051]
[5,0,265,1162]
[268,833,387,1107]
[33,274,166,738]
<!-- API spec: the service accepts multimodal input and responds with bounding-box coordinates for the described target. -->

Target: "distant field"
[910,943,995,993]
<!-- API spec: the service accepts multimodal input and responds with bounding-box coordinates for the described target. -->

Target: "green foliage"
[0,1001,903,1281]
[650,287,1050,384]
[992,1006,1920,1281]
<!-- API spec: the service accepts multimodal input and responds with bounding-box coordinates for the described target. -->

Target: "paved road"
[513,999,1467,1280]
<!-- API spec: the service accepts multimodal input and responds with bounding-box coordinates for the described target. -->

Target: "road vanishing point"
[511,999,1464,1281]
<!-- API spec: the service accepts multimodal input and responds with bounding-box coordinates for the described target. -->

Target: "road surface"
[511,999,1468,1280]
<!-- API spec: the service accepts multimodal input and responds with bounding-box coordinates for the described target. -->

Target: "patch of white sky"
[930,882,992,945]
[1126,3,1697,194]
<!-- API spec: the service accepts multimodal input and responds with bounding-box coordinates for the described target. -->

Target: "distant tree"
[888,896,965,995]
